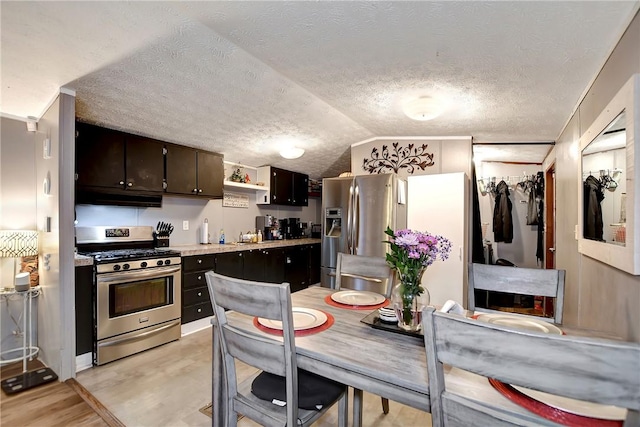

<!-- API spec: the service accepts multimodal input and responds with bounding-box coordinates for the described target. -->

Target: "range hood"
[76,188,162,208]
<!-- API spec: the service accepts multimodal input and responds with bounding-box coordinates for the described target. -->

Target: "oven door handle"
[97,265,182,284]
[97,320,181,348]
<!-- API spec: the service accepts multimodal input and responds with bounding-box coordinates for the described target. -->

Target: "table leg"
[353,388,363,427]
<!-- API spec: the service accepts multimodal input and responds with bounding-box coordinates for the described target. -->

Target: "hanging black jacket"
[583,175,604,241]
[493,180,513,243]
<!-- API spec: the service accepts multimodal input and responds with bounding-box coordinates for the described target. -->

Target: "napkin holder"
[440,300,465,315]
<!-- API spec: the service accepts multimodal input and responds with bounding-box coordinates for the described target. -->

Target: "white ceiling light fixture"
[403,96,444,121]
[279,146,305,159]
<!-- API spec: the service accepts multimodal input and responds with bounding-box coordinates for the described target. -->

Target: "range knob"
[122,264,130,270]
[164,259,171,265]
[113,265,121,271]
[156,260,163,266]
[140,261,148,268]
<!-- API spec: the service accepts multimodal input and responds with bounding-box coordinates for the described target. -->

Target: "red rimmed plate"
[489,379,625,426]
[253,310,335,337]
[324,294,390,310]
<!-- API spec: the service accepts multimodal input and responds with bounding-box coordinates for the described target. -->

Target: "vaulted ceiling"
[1,1,637,178]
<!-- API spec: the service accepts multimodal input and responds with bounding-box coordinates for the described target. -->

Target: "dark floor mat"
[1,367,58,394]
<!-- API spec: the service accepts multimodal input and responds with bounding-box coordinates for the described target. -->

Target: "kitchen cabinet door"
[75,265,94,356]
[76,122,126,189]
[124,134,165,192]
[263,248,285,284]
[242,249,264,281]
[271,167,293,204]
[196,151,224,198]
[285,245,310,293]
[165,144,198,195]
[215,252,244,279]
[292,172,309,206]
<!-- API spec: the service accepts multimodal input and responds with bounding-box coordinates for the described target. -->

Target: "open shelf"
[223,181,269,192]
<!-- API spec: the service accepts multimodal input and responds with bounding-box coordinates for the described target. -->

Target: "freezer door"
[353,174,396,258]
[321,177,353,273]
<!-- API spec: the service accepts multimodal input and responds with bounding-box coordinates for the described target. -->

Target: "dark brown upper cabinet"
[257,166,309,206]
[75,122,164,193]
[165,144,223,198]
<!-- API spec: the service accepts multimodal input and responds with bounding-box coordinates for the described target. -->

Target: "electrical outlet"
[183,220,189,230]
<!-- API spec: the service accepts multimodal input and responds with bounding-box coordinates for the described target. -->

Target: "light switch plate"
[183,220,189,230]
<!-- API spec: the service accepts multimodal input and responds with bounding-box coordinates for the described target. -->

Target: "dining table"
[210,286,624,427]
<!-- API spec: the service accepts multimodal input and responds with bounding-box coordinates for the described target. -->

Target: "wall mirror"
[578,74,639,275]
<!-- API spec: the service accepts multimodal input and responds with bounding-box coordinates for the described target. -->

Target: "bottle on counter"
[219,229,225,244]
[257,229,263,243]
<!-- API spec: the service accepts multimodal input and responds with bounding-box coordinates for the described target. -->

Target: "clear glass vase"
[391,271,430,332]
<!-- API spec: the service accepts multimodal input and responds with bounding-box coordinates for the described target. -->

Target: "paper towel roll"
[200,221,209,244]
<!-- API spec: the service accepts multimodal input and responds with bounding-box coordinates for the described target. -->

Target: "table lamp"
[0,230,38,291]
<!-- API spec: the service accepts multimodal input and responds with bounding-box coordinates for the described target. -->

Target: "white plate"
[331,290,386,306]
[257,307,327,331]
[475,313,563,335]
[511,385,627,420]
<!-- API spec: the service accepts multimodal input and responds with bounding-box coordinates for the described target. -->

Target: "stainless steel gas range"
[76,226,181,365]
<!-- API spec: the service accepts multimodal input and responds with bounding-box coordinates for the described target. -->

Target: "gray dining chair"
[422,306,640,427]
[468,263,565,323]
[335,252,395,298]
[205,271,348,427]
[335,252,394,416]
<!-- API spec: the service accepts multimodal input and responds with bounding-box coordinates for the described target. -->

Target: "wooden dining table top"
[211,285,625,427]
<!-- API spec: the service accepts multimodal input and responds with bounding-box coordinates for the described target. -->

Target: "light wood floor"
[77,327,432,426]
[0,359,117,427]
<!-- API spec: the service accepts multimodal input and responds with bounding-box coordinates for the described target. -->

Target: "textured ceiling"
[1,1,637,178]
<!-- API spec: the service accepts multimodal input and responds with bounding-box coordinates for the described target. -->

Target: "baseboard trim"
[181,317,213,336]
[75,352,93,373]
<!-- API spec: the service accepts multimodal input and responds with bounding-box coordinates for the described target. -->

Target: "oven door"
[96,264,181,341]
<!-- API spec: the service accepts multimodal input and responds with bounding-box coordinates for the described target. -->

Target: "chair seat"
[235,371,347,427]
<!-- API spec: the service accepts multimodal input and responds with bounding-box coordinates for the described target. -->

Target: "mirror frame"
[578,73,639,275]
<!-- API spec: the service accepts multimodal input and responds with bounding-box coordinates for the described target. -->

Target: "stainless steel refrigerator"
[321,173,407,289]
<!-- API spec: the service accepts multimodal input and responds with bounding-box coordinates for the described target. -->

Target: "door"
[197,151,224,197]
[125,134,165,192]
[165,144,197,195]
[75,122,126,189]
[407,173,468,306]
[354,174,395,258]
[545,165,556,269]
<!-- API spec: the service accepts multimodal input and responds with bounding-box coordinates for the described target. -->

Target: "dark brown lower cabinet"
[75,265,94,356]
[180,243,320,323]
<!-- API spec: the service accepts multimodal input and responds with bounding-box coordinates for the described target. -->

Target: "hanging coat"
[493,180,513,243]
[583,175,604,241]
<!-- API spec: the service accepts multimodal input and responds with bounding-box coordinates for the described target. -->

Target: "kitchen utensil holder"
[155,236,170,247]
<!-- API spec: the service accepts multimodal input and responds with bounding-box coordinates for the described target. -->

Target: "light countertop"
[169,238,321,257]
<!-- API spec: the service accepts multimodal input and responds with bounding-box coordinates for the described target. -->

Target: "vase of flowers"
[384,226,452,332]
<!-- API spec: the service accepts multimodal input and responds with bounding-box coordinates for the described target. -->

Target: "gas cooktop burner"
[83,248,180,263]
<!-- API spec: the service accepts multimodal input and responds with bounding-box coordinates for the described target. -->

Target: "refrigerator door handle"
[347,181,354,253]
[352,182,359,254]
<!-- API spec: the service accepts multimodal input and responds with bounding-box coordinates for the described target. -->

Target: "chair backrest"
[205,271,300,424]
[422,307,640,427]
[335,252,395,298]
[468,262,565,323]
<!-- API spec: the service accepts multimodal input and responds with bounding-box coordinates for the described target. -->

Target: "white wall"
[75,194,321,247]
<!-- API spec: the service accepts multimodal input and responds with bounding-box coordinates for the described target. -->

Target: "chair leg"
[381,397,389,414]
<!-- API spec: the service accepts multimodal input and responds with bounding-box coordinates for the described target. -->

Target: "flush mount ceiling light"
[279,146,305,159]
[403,96,444,121]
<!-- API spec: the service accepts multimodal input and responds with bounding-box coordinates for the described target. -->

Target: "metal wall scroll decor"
[362,142,435,174]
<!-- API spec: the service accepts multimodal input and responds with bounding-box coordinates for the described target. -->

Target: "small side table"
[1,286,57,394]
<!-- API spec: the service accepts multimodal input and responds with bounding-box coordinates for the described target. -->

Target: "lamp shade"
[0,230,38,257]
[403,96,444,121]
[280,146,305,159]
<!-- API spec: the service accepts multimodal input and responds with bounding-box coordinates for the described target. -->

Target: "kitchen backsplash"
[75,195,321,246]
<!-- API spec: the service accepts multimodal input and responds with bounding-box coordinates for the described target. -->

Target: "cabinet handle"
[198,189,203,193]
[197,292,202,296]
[198,275,202,280]
[238,253,242,257]
[127,182,133,187]
[197,308,202,313]
[119,181,125,185]
[197,259,202,264]
[193,188,198,193]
